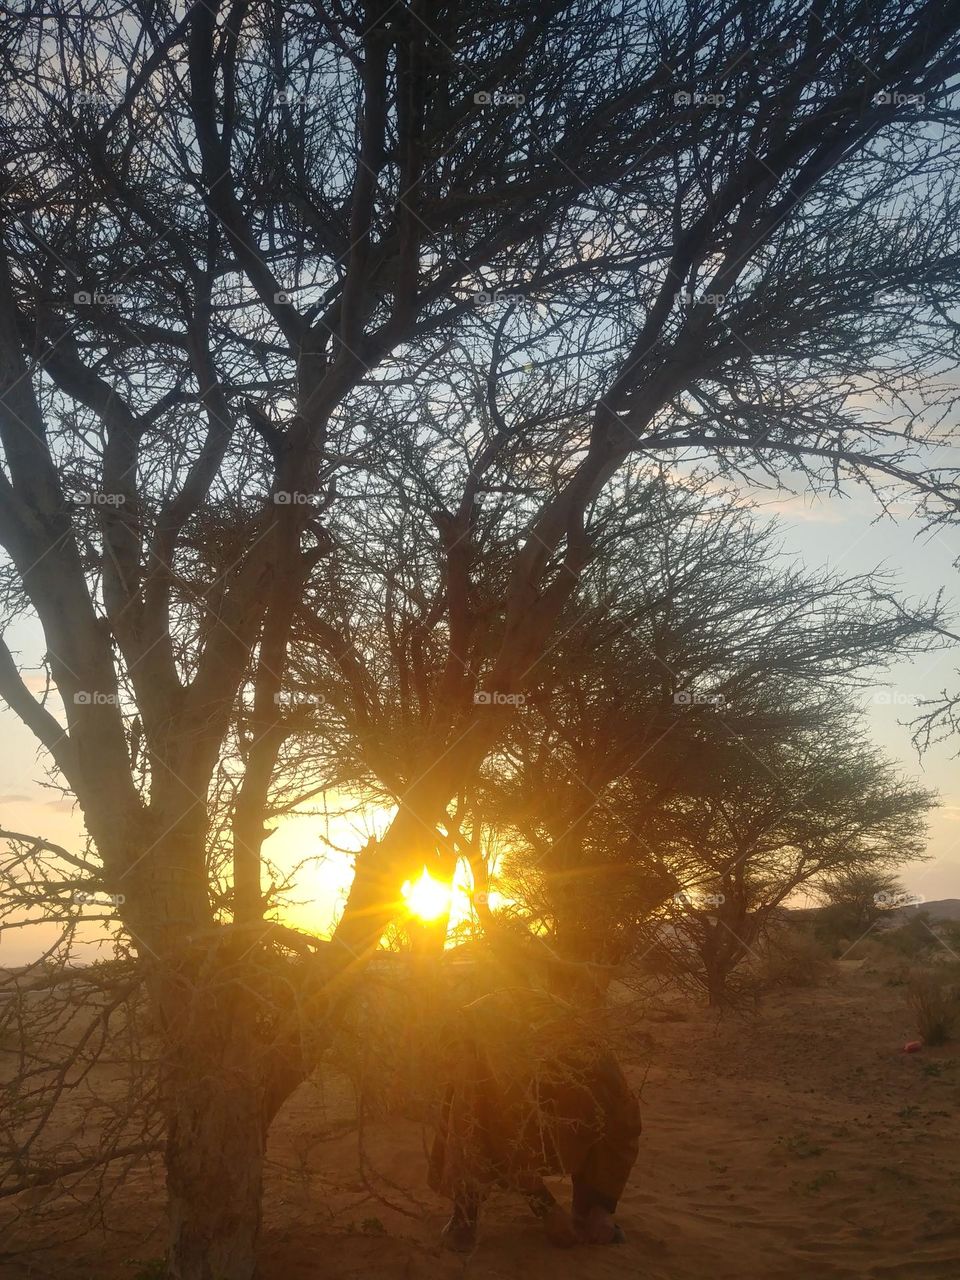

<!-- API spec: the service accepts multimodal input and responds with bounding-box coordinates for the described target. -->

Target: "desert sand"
[3,961,959,1280]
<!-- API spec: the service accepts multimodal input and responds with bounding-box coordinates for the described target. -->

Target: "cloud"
[0,793,34,805]
[755,494,847,524]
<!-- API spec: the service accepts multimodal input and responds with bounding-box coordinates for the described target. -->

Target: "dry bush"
[332,935,641,1126]
[316,934,649,1231]
[905,966,960,1046]
[757,926,831,990]
[877,914,939,959]
[840,936,891,966]
[0,956,163,1258]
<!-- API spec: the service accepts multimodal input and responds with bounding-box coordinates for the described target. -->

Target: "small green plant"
[345,1217,387,1237]
[779,1133,824,1159]
[129,1260,167,1280]
[920,1059,954,1078]
[790,1170,838,1195]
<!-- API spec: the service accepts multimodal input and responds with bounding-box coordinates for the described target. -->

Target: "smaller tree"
[649,706,932,1003]
[813,866,909,945]
[442,475,942,995]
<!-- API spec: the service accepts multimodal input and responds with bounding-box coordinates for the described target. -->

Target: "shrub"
[758,926,831,988]
[905,967,960,1046]
[879,913,938,959]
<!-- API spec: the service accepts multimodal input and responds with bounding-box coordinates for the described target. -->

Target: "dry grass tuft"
[905,966,960,1046]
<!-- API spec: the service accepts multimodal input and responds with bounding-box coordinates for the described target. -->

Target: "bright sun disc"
[401,868,451,921]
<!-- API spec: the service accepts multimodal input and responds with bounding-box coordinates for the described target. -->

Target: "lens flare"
[401,867,451,921]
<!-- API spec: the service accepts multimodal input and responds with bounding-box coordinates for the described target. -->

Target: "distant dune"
[894,898,960,922]
[790,899,960,925]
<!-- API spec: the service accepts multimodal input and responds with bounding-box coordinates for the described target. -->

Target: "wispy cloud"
[756,494,847,524]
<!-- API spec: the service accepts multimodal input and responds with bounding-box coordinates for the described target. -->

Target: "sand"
[3,962,959,1280]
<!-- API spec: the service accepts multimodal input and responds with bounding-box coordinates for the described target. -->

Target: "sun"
[401,867,452,921]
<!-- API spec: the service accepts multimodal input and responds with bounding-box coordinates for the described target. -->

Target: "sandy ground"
[3,962,960,1280]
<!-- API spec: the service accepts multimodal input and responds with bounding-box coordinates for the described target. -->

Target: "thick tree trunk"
[700,923,730,1007]
[123,814,319,1280]
[165,1069,265,1280]
[149,940,299,1280]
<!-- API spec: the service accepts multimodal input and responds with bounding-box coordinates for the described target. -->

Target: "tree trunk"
[700,925,729,1007]
[150,945,295,1280]
[333,717,512,954]
[705,964,727,1007]
[334,782,452,954]
[165,1067,265,1280]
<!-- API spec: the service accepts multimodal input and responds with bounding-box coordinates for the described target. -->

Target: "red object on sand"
[904,1040,923,1053]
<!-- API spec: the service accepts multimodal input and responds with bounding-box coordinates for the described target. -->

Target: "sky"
[1,477,959,968]
[755,484,960,904]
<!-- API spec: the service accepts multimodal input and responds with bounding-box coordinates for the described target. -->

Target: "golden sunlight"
[401,867,452,921]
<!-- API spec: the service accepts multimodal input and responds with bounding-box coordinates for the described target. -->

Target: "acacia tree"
[813,865,911,942]
[442,480,942,979]
[278,470,943,1004]
[2,4,709,1270]
[4,1,960,1275]
[644,708,932,1002]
